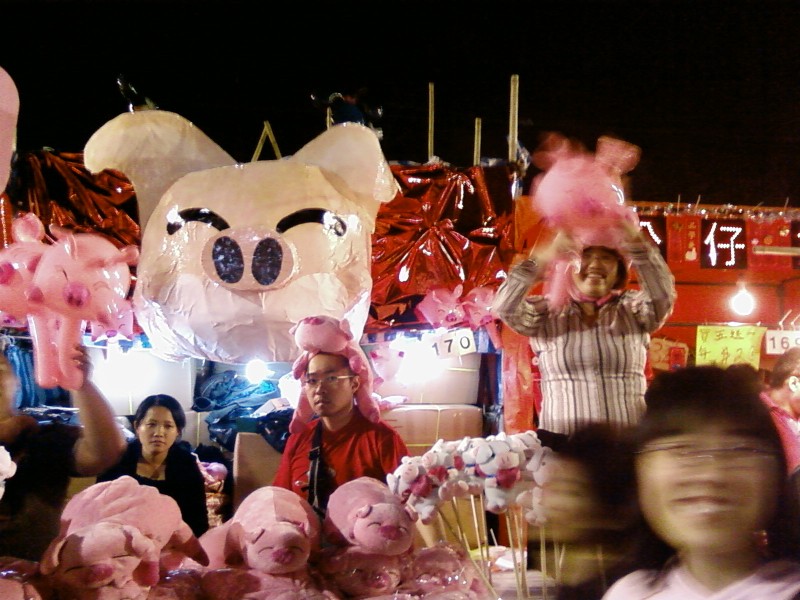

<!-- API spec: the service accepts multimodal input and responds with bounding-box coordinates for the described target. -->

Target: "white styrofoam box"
[86,345,197,416]
[381,404,483,456]
[371,351,481,405]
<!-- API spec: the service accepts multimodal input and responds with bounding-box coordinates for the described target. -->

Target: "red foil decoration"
[6,150,139,248]
[368,163,516,331]
[499,324,537,435]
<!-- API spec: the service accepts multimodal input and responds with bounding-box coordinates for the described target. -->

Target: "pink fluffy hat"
[288,316,381,433]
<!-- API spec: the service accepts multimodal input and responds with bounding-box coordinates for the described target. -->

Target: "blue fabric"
[4,341,70,409]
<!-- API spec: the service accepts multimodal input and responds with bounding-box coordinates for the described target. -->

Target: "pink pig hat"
[289,316,381,434]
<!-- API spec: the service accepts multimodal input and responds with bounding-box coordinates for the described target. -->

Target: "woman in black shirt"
[97,394,208,537]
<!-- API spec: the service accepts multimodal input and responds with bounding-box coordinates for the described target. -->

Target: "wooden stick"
[505,511,524,600]
[473,117,482,166]
[450,498,467,547]
[251,120,282,162]
[428,82,435,161]
[326,107,333,130]
[439,509,500,600]
[469,496,483,569]
[596,544,608,593]
[540,526,549,600]
[508,74,520,164]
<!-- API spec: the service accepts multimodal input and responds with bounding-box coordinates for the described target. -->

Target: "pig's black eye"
[276,208,347,237]
[167,208,230,235]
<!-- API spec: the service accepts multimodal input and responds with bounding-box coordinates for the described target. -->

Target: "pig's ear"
[83,110,236,231]
[223,522,247,566]
[290,123,399,226]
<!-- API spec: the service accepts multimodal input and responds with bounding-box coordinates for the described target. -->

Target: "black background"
[4,0,800,206]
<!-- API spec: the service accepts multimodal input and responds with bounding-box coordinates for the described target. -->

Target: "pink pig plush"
[399,543,486,599]
[288,315,381,434]
[217,486,321,575]
[323,477,417,556]
[200,567,334,600]
[40,476,208,599]
[530,133,640,311]
[316,546,408,599]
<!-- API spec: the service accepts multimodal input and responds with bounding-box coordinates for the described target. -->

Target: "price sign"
[696,325,765,368]
[430,327,477,358]
[764,330,800,356]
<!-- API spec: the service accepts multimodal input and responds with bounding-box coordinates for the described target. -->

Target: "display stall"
[3,72,800,595]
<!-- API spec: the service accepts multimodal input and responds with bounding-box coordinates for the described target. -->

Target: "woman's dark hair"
[632,365,800,574]
[132,394,186,433]
[769,347,800,389]
[560,422,639,543]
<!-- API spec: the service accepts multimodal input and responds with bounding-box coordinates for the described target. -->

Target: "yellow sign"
[695,325,766,369]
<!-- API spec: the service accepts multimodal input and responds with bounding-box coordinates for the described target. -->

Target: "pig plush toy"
[84,113,399,364]
[197,486,331,600]
[211,486,321,574]
[39,476,208,600]
[323,477,417,557]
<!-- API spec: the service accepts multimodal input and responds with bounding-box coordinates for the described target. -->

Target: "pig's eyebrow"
[276,208,346,236]
[167,208,230,235]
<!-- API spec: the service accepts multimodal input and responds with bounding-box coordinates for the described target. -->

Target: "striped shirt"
[493,242,676,434]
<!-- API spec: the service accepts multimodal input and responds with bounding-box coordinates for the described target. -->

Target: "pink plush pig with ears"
[40,476,208,599]
[288,315,381,434]
[323,476,417,556]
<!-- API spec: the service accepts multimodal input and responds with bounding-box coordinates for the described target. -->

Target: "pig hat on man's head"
[289,315,380,433]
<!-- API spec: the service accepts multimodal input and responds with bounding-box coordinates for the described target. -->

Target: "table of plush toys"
[0,429,571,599]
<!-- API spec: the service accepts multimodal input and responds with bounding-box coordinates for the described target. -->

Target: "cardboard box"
[382,404,483,456]
[373,352,481,405]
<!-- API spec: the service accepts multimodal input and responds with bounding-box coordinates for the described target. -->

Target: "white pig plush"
[84,113,398,363]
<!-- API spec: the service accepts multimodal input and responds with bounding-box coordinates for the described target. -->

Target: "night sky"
[4,0,800,206]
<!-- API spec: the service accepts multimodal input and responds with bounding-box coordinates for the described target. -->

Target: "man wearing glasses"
[272,324,408,517]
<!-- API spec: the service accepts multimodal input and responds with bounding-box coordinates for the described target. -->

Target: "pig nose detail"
[63,282,90,308]
[271,548,296,565]
[379,525,402,540]
[85,563,114,585]
[0,262,14,284]
[210,236,284,285]
[202,227,294,291]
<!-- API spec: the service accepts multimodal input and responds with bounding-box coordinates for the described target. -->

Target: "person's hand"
[69,344,93,385]
[531,230,578,264]
[621,219,645,244]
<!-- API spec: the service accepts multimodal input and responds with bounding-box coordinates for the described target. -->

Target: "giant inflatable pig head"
[84,112,398,363]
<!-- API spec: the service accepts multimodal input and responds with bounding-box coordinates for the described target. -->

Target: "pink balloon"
[24,225,138,389]
[414,285,465,329]
[0,67,19,194]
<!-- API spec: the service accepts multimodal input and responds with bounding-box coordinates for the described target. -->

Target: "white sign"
[430,327,477,358]
[764,330,800,356]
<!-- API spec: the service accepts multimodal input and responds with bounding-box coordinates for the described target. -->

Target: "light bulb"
[730,283,755,316]
[244,359,273,384]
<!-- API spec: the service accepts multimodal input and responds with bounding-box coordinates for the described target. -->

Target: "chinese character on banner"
[638,215,667,260]
[700,218,747,269]
[695,325,766,369]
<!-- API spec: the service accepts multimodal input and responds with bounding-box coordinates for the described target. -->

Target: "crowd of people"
[3,211,800,599]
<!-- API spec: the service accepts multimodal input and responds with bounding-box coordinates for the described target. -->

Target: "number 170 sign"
[430,327,477,358]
